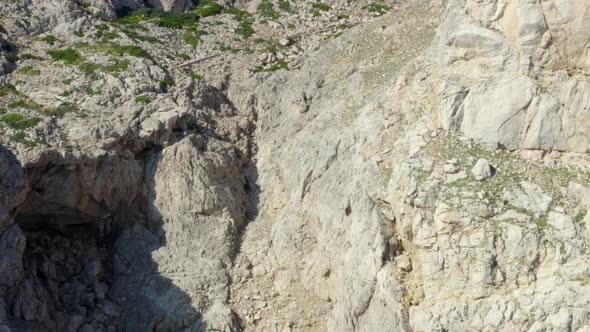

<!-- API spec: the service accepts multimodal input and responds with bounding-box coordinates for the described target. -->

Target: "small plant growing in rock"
[41,35,58,45]
[0,84,20,97]
[193,0,223,17]
[183,29,208,46]
[0,113,41,130]
[79,62,100,77]
[258,0,280,19]
[364,3,390,15]
[190,72,204,80]
[159,79,175,92]
[311,2,332,11]
[278,0,293,13]
[48,48,83,64]
[104,59,130,73]
[17,65,41,76]
[135,95,151,104]
[225,7,255,38]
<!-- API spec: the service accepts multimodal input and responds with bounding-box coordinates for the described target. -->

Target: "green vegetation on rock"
[18,66,41,76]
[193,0,223,17]
[364,3,390,15]
[135,95,151,104]
[48,48,83,64]
[0,113,41,130]
[258,0,280,19]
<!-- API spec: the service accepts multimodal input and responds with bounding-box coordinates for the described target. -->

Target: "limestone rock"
[471,159,493,181]
[503,181,552,217]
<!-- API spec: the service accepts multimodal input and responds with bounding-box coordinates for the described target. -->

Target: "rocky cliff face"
[0,0,589,331]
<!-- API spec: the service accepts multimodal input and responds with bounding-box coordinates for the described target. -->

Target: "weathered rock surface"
[0,0,589,331]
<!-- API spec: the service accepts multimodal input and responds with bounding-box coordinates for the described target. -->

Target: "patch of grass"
[190,72,204,80]
[224,7,256,38]
[0,113,41,130]
[48,48,83,64]
[18,65,41,76]
[235,21,255,38]
[219,45,241,53]
[8,99,43,112]
[193,0,223,17]
[18,53,44,61]
[576,210,587,223]
[41,103,77,117]
[183,29,208,46]
[11,130,43,147]
[117,7,199,30]
[176,53,190,60]
[252,59,289,72]
[120,28,161,43]
[81,84,100,96]
[159,79,175,92]
[78,43,150,59]
[258,0,280,19]
[104,59,130,73]
[0,84,19,97]
[79,61,100,77]
[278,0,293,12]
[534,216,548,230]
[41,35,58,45]
[364,3,390,15]
[109,44,149,58]
[311,2,332,11]
[134,95,151,104]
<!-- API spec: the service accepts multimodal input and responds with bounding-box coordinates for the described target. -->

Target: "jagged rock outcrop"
[436,0,590,152]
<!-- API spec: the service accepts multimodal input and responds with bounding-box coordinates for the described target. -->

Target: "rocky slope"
[0,0,589,331]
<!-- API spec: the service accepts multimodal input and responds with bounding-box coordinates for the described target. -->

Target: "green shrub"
[80,43,150,59]
[8,99,43,112]
[18,53,44,60]
[134,95,151,104]
[193,0,223,17]
[0,84,19,97]
[252,59,289,72]
[258,0,280,19]
[120,28,161,43]
[0,113,41,130]
[183,29,208,46]
[79,62,100,76]
[41,103,77,117]
[0,24,6,34]
[235,21,255,38]
[311,2,331,11]
[190,72,204,80]
[41,35,58,45]
[117,7,199,29]
[18,65,41,76]
[278,0,292,12]
[48,48,83,64]
[81,84,100,95]
[364,3,390,15]
[11,130,43,147]
[159,79,175,92]
[104,59,130,73]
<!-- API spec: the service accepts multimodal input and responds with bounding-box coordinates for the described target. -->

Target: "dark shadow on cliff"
[6,147,207,332]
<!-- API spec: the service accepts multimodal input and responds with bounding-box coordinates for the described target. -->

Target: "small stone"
[471,159,493,181]
[279,38,291,46]
[443,160,460,174]
[396,254,412,271]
